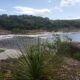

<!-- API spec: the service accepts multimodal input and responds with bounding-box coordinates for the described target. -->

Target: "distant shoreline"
[0,29,80,35]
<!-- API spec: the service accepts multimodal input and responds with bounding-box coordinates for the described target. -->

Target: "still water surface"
[0,32,80,59]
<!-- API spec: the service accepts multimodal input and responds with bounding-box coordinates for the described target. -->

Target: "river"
[0,32,80,60]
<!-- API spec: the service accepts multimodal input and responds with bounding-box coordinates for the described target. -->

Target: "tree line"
[0,14,80,32]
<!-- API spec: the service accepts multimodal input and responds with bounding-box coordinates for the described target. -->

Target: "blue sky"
[0,0,80,20]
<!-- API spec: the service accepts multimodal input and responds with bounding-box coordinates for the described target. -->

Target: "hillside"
[0,14,80,33]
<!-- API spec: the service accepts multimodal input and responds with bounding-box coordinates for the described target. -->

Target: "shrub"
[11,28,25,33]
[0,48,5,53]
[11,43,66,80]
[72,52,80,60]
[54,37,70,56]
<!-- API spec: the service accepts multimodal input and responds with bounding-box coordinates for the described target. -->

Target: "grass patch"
[0,48,5,53]
[11,44,68,80]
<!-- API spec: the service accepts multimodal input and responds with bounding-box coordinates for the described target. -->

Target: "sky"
[0,0,80,20]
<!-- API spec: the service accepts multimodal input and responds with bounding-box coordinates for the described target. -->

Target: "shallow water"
[0,32,80,49]
[40,32,80,42]
[0,32,80,60]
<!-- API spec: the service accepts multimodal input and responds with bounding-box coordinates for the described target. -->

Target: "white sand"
[0,49,21,60]
[0,34,15,40]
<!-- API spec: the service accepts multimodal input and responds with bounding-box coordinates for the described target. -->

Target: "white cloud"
[0,9,6,12]
[61,16,80,20]
[54,0,80,12]
[60,0,80,8]
[14,6,51,17]
[54,6,63,12]
[48,0,52,3]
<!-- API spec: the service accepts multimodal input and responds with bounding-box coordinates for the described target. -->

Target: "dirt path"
[63,57,80,80]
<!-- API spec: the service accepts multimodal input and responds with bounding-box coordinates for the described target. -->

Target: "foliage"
[0,37,80,80]
[53,37,70,56]
[0,48,5,53]
[72,52,80,60]
[54,37,80,61]
[12,46,44,80]
[11,43,66,80]
[0,14,80,32]
[11,28,24,33]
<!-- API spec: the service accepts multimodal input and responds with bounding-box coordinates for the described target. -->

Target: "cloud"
[60,0,80,8]
[0,9,6,12]
[48,0,52,3]
[54,6,63,12]
[14,6,51,17]
[61,16,80,20]
[54,0,80,12]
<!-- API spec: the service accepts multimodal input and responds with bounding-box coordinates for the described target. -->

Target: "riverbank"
[0,32,80,60]
[1,29,80,35]
[0,40,80,80]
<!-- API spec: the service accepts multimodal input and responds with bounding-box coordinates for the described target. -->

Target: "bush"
[72,52,80,60]
[0,48,5,53]
[11,28,26,33]
[12,46,44,80]
[54,37,70,56]
[11,43,66,80]
[2,37,80,80]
